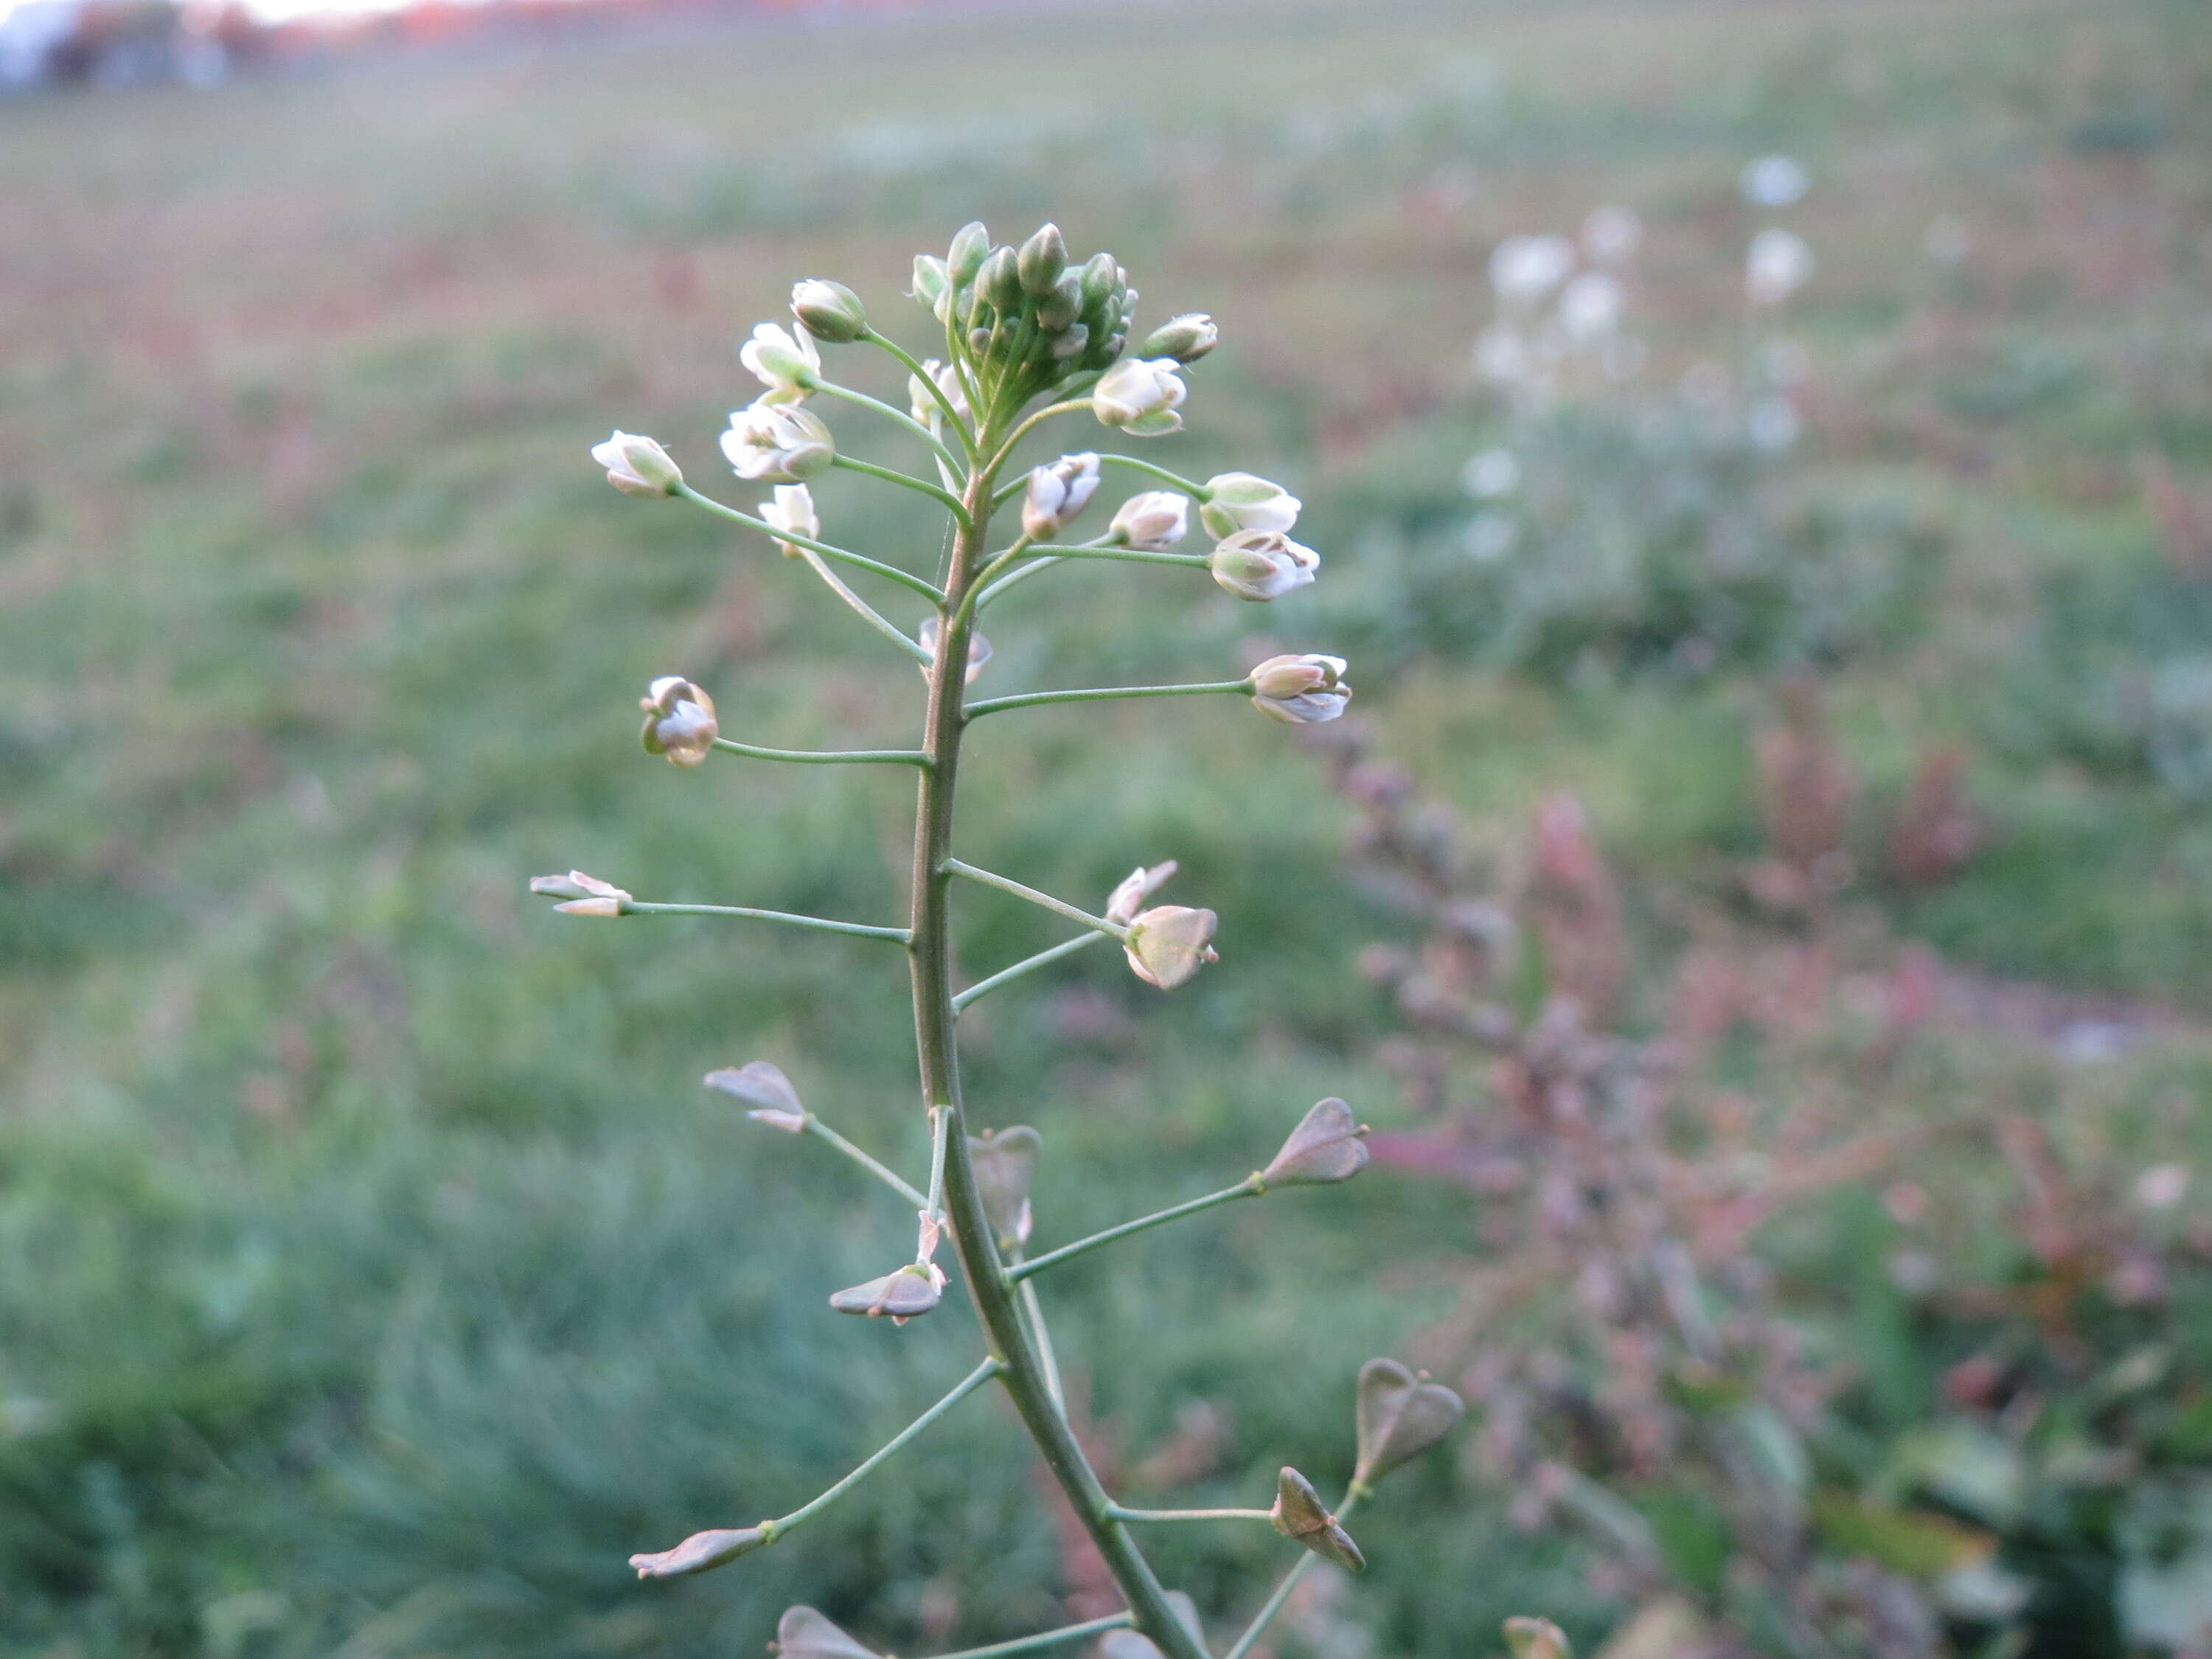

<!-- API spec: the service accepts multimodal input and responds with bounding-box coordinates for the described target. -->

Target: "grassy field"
[3,1,2211,1655]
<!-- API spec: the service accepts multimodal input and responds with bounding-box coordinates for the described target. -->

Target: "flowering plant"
[555,222,1468,1659]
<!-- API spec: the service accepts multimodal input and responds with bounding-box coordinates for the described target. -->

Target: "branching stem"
[622,901,911,944]
[832,454,974,526]
[796,1116,929,1210]
[1097,453,1209,497]
[765,1357,1004,1540]
[812,377,965,474]
[952,932,1107,1013]
[676,484,945,603]
[964,681,1253,722]
[712,738,929,768]
[941,858,1127,940]
[792,548,934,662]
[1007,1179,1264,1283]
[863,327,977,459]
[931,1614,1135,1659]
[1105,1506,1274,1524]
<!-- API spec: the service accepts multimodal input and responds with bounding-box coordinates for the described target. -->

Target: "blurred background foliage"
[2,0,2211,1655]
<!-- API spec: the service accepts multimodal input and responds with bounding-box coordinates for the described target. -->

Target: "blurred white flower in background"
[1488,234,1577,307]
[1462,512,1519,562]
[1746,228,1815,305]
[1580,204,1644,267]
[1474,324,1532,386]
[1924,214,1971,265]
[1747,396,1802,453]
[1601,335,1649,380]
[1461,448,1523,500]
[1558,271,1625,344]
[1739,154,1809,209]
[1761,338,1813,389]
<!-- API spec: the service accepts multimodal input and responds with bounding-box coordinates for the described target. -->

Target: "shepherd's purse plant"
[549,220,1466,1659]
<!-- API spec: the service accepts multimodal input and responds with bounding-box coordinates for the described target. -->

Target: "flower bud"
[1261,1098,1369,1188]
[1021,452,1102,540]
[1248,654,1350,725]
[1105,859,1179,926]
[591,431,682,498]
[1123,905,1218,991]
[1109,491,1189,551]
[911,255,949,310]
[529,870,630,918]
[775,1607,882,1659]
[1270,1467,1365,1573]
[722,400,835,483]
[704,1060,807,1131]
[1199,473,1301,538]
[759,482,820,558]
[1209,529,1318,602]
[639,675,720,767]
[1049,322,1091,361]
[1078,249,1119,310]
[908,358,970,428]
[1138,313,1217,364]
[1018,222,1068,296]
[740,321,821,403]
[1353,1357,1465,1487]
[978,246,1023,313]
[830,1262,945,1322]
[917,616,992,686]
[791,279,868,344]
[947,221,990,286]
[1503,1618,1573,1659]
[1093,358,1186,437]
[630,1526,771,1579]
[969,1124,1040,1250]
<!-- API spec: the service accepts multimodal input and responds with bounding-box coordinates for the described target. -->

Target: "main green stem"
[910,434,1211,1659]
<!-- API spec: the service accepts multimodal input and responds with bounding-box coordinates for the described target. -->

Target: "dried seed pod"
[1261,1098,1370,1189]
[704,1061,807,1132]
[1270,1467,1365,1572]
[970,1125,1041,1250]
[1353,1357,1465,1487]
[629,1524,770,1579]
[829,1265,945,1322]
[774,1607,881,1659]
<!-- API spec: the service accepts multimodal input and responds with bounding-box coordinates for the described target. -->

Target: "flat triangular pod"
[828,1265,945,1322]
[1353,1357,1464,1486]
[628,1524,769,1579]
[1269,1466,1366,1573]
[970,1125,1042,1248]
[706,1061,807,1130]
[1262,1098,1369,1188]
[773,1607,882,1659]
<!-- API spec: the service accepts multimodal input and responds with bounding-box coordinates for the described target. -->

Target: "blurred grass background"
[2,0,2210,1653]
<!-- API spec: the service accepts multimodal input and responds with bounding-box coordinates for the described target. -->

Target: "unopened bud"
[1138,313,1218,364]
[740,321,821,403]
[791,279,868,344]
[829,1263,945,1322]
[1503,1618,1573,1659]
[1093,357,1186,437]
[1248,654,1350,724]
[774,1607,882,1659]
[1109,490,1189,551]
[1078,249,1119,310]
[1270,1468,1366,1573]
[1124,905,1218,991]
[1209,530,1318,602]
[947,221,990,286]
[969,1124,1041,1250]
[704,1060,807,1131]
[722,400,835,483]
[591,431,682,498]
[759,481,820,558]
[911,255,950,310]
[529,869,631,918]
[1105,860,1179,925]
[1018,222,1069,296]
[1262,1098,1368,1188]
[629,1526,771,1580]
[978,246,1022,313]
[639,675,720,767]
[917,616,992,686]
[1199,473,1301,538]
[1354,1357,1465,1486]
[909,358,970,428]
[1022,452,1102,540]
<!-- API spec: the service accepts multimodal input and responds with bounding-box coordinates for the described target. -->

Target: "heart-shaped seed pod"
[773,1607,881,1659]
[970,1125,1041,1250]
[829,1265,943,1322]
[1269,1467,1366,1573]
[1353,1357,1465,1487]
[1262,1098,1370,1188]
[705,1061,807,1131]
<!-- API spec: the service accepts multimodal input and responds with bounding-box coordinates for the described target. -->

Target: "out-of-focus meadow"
[4,0,2212,1653]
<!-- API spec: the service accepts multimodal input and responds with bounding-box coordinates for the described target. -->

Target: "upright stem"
[908,437,1211,1659]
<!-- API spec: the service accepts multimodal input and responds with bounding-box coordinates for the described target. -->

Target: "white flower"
[1109,490,1189,551]
[908,358,969,428]
[1022,453,1102,540]
[1488,234,1576,306]
[1123,905,1218,990]
[1105,860,1180,926]
[1460,448,1520,500]
[529,869,632,918]
[639,675,720,767]
[1745,229,1815,305]
[917,616,992,686]
[1210,529,1319,602]
[1739,154,1809,209]
[740,321,821,403]
[1248,653,1351,724]
[591,431,682,498]
[1092,357,1187,437]
[759,483,819,558]
[1557,271,1624,344]
[1581,205,1644,267]
[721,400,835,483]
[1199,473,1301,539]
